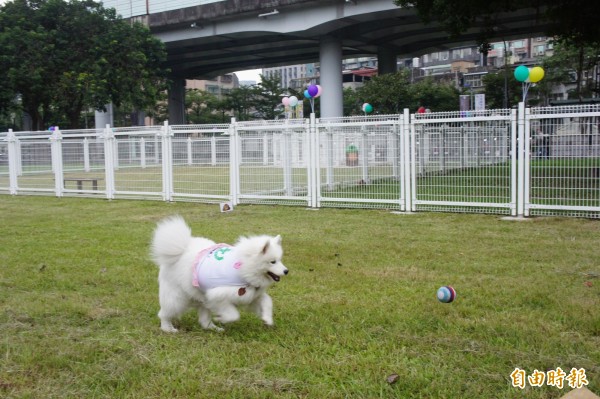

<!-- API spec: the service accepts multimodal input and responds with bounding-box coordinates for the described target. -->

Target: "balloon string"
[522,82,531,103]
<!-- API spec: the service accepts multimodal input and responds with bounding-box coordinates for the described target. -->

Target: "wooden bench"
[64,177,104,191]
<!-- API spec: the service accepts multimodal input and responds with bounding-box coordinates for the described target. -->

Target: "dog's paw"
[214,313,240,324]
[204,322,224,333]
[161,325,179,333]
[262,319,274,327]
[160,321,179,333]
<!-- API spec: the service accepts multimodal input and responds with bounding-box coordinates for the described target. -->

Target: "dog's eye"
[270,260,277,264]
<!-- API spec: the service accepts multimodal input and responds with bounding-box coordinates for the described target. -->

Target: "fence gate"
[233,119,313,207]
[524,105,600,218]
[410,109,518,215]
[315,114,407,210]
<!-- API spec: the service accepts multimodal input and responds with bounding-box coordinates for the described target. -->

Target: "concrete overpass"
[101,0,549,122]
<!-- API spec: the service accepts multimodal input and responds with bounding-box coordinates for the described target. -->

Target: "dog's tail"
[151,215,192,267]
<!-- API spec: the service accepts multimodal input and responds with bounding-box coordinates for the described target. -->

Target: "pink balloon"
[282,97,290,106]
[315,85,322,98]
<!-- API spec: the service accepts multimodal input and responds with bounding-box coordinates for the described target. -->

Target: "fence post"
[6,129,19,195]
[517,102,526,217]
[83,137,91,172]
[439,126,446,173]
[228,118,239,205]
[325,125,334,189]
[211,135,217,166]
[358,125,368,183]
[140,137,146,168]
[307,113,319,208]
[113,134,119,171]
[402,109,413,212]
[161,121,173,201]
[16,138,23,176]
[283,120,293,196]
[187,137,193,165]
[262,133,269,166]
[50,127,64,197]
[523,106,531,217]
[102,124,116,199]
[460,126,466,169]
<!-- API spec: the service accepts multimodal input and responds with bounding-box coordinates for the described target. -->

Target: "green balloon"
[514,65,529,82]
[364,104,373,113]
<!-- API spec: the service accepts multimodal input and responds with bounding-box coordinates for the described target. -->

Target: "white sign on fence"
[474,94,485,110]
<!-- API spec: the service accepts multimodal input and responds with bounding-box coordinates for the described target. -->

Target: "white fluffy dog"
[150,216,288,332]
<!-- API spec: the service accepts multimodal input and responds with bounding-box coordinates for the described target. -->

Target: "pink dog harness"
[192,244,247,290]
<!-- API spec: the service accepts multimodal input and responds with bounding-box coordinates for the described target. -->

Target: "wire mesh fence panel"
[61,137,107,195]
[1,105,598,218]
[14,138,55,193]
[411,110,515,214]
[527,106,600,218]
[171,126,231,201]
[112,132,165,199]
[236,120,310,206]
[317,115,403,209]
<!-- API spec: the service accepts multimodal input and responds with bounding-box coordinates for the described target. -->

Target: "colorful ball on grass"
[437,285,456,303]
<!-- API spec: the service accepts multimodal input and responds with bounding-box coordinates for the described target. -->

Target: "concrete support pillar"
[95,104,114,129]
[319,36,343,118]
[377,47,397,75]
[168,79,186,125]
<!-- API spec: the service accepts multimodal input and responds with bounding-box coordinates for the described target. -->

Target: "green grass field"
[0,196,598,398]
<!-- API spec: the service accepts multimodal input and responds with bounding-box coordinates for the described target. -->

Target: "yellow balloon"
[529,66,545,83]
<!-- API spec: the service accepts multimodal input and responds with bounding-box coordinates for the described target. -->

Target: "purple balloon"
[308,85,319,97]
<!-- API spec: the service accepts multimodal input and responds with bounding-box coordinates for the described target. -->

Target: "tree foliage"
[482,69,523,109]
[219,74,287,121]
[0,0,168,130]
[394,0,600,48]
[539,40,600,102]
[185,90,224,124]
[355,71,459,114]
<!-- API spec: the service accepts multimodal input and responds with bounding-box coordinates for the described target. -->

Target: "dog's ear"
[275,235,282,244]
[262,239,270,254]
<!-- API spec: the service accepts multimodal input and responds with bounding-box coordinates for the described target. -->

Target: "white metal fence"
[1,104,599,218]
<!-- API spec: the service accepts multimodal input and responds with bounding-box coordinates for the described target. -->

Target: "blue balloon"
[514,65,529,82]
[304,89,312,99]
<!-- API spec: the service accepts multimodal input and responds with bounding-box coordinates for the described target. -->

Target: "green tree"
[394,0,600,47]
[0,0,168,130]
[357,70,412,114]
[223,85,255,121]
[253,74,285,120]
[357,71,459,114]
[482,69,523,108]
[186,89,222,124]
[539,40,600,102]
[343,87,362,116]
[409,77,459,112]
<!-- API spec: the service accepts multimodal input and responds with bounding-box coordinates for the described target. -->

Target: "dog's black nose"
[284,269,289,275]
